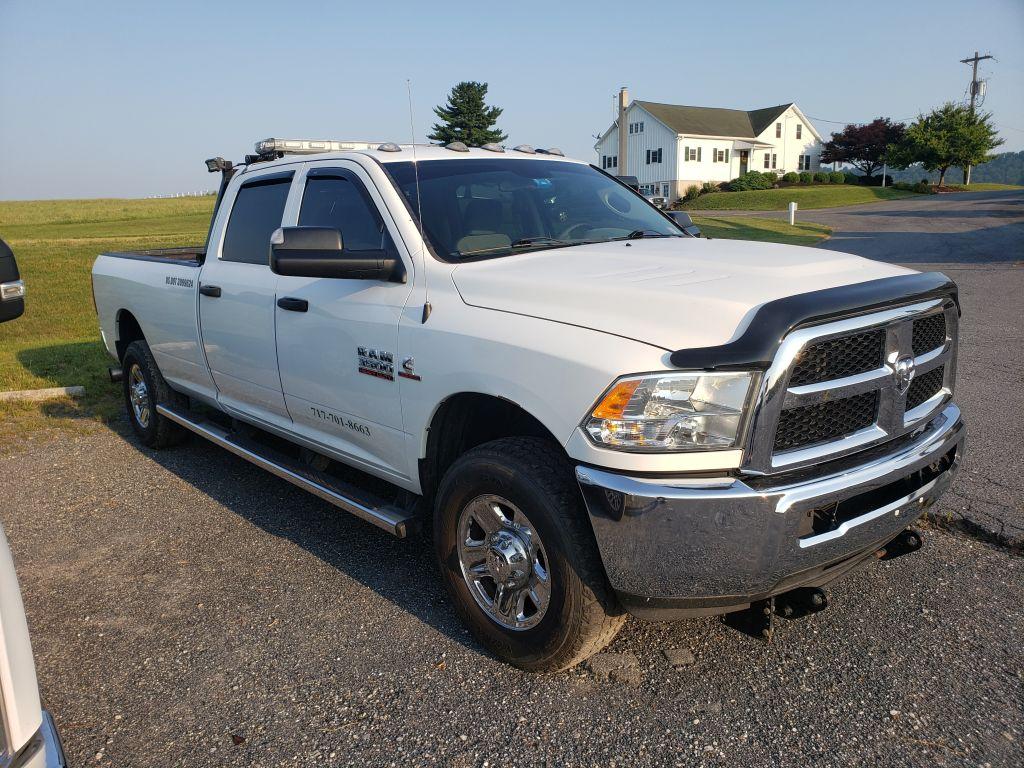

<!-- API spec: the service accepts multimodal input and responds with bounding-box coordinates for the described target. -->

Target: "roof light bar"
[539,147,564,156]
[513,144,536,154]
[481,143,505,153]
[254,138,386,155]
[445,141,470,152]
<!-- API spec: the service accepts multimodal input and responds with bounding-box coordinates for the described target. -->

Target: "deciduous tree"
[820,118,905,179]
[428,81,507,146]
[889,103,1003,186]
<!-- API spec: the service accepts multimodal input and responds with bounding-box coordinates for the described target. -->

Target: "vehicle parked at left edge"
[0,525,66,768]
[0,238,26,323]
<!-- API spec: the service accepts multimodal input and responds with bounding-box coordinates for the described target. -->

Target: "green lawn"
[0,197,829,441]
[938,183,1023,192]
[0,198,213,442]
[693,216,831,246]
[681,185,918,211]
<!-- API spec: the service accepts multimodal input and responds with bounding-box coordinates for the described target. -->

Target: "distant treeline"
[882,151,1024,185]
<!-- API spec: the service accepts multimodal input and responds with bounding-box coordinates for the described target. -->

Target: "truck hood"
[451,238,912,351]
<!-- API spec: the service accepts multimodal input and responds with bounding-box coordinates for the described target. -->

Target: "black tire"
[121,340,188,449]
[433,437,625,672]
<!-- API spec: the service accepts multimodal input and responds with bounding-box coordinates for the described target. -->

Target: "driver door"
[274,162,415,482]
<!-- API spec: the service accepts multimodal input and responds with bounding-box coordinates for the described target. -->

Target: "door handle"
[277,297,309,312]
[199,284,221,297]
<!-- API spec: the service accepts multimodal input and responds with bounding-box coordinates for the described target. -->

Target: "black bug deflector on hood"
[670,272,959,371]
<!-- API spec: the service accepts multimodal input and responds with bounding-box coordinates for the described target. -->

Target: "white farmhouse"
[594,91,824,202]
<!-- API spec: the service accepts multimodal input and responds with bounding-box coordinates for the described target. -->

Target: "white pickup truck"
[92,139,965,671]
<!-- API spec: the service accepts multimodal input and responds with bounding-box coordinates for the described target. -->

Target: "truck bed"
[103,246,206,265]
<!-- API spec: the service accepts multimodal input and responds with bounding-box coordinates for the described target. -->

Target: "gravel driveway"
[3,194,1022,767]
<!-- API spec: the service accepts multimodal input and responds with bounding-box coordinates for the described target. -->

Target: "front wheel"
[433,437,625,672]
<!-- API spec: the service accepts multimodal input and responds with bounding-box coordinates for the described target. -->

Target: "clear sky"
[1,0,1022,200]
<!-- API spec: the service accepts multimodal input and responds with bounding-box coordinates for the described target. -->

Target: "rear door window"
[222,173,293,264]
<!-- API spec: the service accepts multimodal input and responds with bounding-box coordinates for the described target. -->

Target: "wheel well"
[420,393,564,502]
[115,310,144,361]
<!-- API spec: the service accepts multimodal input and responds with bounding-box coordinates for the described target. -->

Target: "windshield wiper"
[510,236,571,248]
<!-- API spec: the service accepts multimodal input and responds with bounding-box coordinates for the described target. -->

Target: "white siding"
[753,106,823,174]
[595,102,826,199]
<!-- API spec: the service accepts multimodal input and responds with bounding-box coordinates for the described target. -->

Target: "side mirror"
[269,226,405,282]
[667,211,702,238]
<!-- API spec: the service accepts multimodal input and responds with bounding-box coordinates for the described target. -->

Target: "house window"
[639,122,644,133]
[714,148,728,163]
[645,148,662,164]
[776,122,782,138]
[772,154,777,169]
[612,156,617,168]
[796,124,802,139]
[764,153,770,169]
[684,146,700,162]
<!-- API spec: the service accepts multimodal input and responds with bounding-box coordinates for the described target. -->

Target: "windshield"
[385,159,683,260]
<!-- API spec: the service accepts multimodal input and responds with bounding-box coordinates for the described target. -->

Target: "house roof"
[636,101,792,139]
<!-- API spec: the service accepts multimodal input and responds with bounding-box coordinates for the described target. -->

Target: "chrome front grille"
[744,298,959,472]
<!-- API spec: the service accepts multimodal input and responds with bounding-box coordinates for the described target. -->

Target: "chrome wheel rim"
[128,364,151,428]
[456,494,551,631]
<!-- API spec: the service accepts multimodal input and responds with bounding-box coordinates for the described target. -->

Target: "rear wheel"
[434,437,625,672]
[122,340,188,448]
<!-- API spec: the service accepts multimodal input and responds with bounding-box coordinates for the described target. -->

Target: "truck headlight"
[584,372,754,452]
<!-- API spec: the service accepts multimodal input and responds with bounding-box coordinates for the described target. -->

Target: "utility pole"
[617,87,629,178]
[960,51,993,185]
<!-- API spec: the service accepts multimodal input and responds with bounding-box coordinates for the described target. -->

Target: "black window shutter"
[725,149,730,162]
[697,147,702,162]
[684,146,689,162]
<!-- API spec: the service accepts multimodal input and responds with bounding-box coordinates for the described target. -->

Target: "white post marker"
[882,162,887,188]
[788,201,797,226]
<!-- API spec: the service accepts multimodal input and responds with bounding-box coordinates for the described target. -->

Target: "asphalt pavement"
[2,191,1022,767]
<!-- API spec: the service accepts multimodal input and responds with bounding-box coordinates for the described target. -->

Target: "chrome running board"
[156,404,414,538]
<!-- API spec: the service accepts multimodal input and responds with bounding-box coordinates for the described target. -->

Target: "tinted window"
[298,175,384,251]
[386,159,681,261]
[222,175,292,264]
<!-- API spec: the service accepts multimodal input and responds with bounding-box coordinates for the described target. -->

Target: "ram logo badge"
[357,346,394,381]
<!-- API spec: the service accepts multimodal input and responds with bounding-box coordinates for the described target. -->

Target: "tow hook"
[875,527,923,561]
[723,586,830,642]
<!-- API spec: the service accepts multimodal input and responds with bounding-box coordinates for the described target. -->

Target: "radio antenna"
[407,79,431,323]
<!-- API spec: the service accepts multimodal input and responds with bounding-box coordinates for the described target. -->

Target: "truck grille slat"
[912,313,947,356]
[773,391,879,452]
[789,329,885,387]
[906,365,945,411]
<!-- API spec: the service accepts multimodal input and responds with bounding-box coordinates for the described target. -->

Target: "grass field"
[0,197,828,440]
[692,216,830,246]
[937,183,1023,192]
[680,185,918,211]
[0,197,214,442]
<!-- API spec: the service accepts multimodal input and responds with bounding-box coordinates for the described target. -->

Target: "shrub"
[727,171,775,191]
[814,171,830,183]
[829,171,845,184]
[913,181,935,194]
[892,181,914,191]
[684,184,702,201]
[763,171,778,186]
[799,172,813,184]
[701,181,718,194]
[782,172,800,184]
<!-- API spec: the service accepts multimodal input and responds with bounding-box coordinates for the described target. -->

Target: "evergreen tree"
[428,81,507,146]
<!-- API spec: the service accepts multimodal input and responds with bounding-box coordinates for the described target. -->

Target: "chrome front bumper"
[576,404,965,619]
